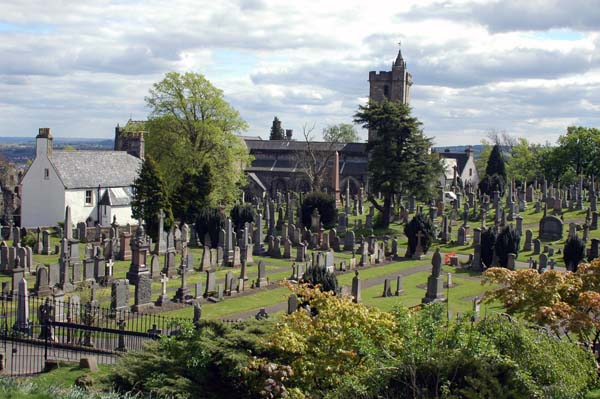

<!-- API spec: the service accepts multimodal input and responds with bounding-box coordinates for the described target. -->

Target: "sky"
[1,0,600,146]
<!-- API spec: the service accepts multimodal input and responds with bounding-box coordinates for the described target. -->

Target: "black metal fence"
[0,294,188,375]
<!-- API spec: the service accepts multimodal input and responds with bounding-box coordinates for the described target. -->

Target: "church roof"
[49,150,142,189]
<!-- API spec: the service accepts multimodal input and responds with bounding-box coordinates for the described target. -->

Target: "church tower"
[368,45,413,141]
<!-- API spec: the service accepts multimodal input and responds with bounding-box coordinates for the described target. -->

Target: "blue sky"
[1,0,599,146]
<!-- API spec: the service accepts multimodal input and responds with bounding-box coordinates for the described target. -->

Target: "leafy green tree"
[301,191,337,229]
[269,116,285,140]
[145,72,250,207]
[322,123,360,143]
[556,126,600,176]
[172,164,213,224]
[354,100,442,228]
[131,156,173,240]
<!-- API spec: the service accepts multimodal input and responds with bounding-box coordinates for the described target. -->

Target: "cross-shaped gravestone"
[160,273,169,296]
[106,259,114,276]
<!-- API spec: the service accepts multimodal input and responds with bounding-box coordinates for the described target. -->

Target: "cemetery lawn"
[161,287,290,319]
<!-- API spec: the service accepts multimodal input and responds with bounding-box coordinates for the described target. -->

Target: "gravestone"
[351,271,361,303]
[533,239,541,255]
[287,293,298,314]
[382,279,392,297]
[539,216,563,241]
[205,270,216,296]
[422,249,445,303]
[111,279,129,313]
[256,261,268,288]
[150,255,160,279]
[34,265,52,297]
[395,275,404,295]
[523,229,533,251]
[155,274,170,306]
[133,274,153,312]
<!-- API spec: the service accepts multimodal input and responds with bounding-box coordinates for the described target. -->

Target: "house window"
[44,168,49,179]
[85,190,93,206]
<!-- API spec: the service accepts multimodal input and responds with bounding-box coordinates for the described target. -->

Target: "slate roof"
[245,139,348,153]
[98,187,134,206]
[49,151,142,189]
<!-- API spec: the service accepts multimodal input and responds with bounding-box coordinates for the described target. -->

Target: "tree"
[322,123,359,143]
[480,227,497,268]
[131,156,173,240]
[494,225,520,267]
[195,207,225,248]
[354,100,442,228]
[404,213,434,257]
[269,116,285,140]
[230,203,255,232]
[145,72,250,207]
[480,144,507,195]
[295,124,341,191]
[556,126,600,177]
[171,164,213,224]
[301,266,339,294]
[564,235,586,271]
[301,191,337,229]
[483,259,600,348]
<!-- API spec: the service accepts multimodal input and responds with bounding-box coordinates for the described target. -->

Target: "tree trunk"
[381,193,392,229]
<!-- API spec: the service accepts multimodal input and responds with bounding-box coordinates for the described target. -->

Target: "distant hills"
[0,137,114,166]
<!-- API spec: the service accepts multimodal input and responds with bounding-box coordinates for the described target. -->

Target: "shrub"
[195,208,225,248]
[300,192,337,229]
[404,213,434,256]
[481,227,497,268]
[565,235,586,271]
[479,173,506,196]
[230,203,255,232]
[494,224,521,267]
[301,266,339,294]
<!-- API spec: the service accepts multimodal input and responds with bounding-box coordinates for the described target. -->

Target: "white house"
[438,146,480,191]
[20,128,143,228]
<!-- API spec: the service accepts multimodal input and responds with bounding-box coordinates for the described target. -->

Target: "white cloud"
[0,0,598,146]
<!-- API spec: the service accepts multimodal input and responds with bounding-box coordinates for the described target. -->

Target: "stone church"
[243,46,479,199]
[244,46,414,198]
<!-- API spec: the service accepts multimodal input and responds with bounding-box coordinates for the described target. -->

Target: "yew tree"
[354,99,442,228]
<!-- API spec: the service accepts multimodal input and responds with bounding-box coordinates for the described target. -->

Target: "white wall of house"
[110,205,137,226]
[65,189,98,225]
[460,157,480,188]
[21,143,65,227]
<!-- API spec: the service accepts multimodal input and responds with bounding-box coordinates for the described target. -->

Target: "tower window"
[469,168,473,177]
[383,85,390,98]
[44,168,49,179]
[85,190,93,206]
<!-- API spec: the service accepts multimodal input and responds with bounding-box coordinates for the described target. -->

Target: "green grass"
[361,272,501,315]
[161,287,290,320]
